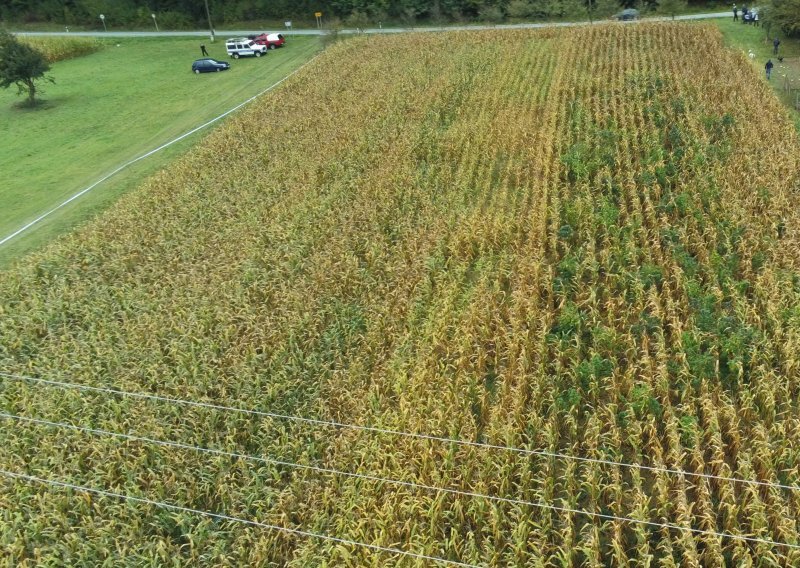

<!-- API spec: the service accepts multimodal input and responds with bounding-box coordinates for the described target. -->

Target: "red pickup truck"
[251,33,286,50]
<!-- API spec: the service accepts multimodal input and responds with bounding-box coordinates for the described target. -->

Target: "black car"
[616,8,639,20]
[192,58,230,74]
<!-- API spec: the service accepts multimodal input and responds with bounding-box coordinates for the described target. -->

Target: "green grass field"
[713,18,800,129]
[0,35,320,267]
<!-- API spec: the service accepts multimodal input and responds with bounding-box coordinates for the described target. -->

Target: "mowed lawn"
[0,35,319,267]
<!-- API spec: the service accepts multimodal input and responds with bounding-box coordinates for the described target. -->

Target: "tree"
[345,9,371,29]
[507,0,533,18]
[478,4,504,22]
[0,30,53,106]
[759,5,774,40]
[588,0,620,22]
[597,0,620,18]
[766,0,800,37]
[658,0,687,20]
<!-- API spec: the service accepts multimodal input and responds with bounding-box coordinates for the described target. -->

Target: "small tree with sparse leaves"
[659,0,687,20]
[0,30,53,106]
[768,0,800,36]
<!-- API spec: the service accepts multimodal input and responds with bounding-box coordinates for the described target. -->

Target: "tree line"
[1,0,798,35]
[0,0,682,27]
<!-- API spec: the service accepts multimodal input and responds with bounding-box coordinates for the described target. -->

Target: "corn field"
[19,35,102,62]
[2,23,800,566]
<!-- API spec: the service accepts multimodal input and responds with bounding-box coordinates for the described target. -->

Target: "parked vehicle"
[225,38,267,59]
[252,33,286,50]
[615,8,639,20]
[192,58,231,73]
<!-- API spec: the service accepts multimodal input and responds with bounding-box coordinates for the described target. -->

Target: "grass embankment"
[2,24,800,565]
[0,35,319,267]
[714,18,800,129]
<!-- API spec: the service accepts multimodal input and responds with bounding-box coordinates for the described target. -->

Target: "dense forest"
[1,0,703,27]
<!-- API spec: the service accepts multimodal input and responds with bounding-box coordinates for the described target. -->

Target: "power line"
[2,371,797,493]
[4,410,799,550]
[0,469,479,568]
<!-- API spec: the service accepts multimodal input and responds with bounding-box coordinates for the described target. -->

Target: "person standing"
[765,59,774,80]
[773,37,781,55]
[753,10,759,26]
[201,44,209,56]
[733,4,738,21]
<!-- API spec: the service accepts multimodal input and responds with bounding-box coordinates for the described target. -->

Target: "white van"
[225,38,267,59]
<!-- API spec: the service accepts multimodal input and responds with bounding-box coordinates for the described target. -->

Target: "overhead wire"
[1,371,798,493]
[0,469,479,567]
[3,410,799,550]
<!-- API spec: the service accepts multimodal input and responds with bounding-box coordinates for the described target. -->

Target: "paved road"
[14,12,730,38]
